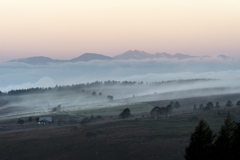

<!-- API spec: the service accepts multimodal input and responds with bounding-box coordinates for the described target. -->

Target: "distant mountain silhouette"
[9,56,63,65]
[70,53,112,62]
[113,50,152,60]
[114,50,198,60]
[8,50,233,65]
[153,52,172,59]
[172,53,198,59]
[217,54,234,60]
[9,53,112,65]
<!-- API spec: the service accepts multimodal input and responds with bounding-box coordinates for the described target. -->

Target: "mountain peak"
[70,53,112,62]
[113,50,152,60]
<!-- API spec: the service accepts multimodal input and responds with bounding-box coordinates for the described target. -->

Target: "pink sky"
[0,0,240,62]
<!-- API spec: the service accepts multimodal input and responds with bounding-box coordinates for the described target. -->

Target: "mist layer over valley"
[1,57,240,118]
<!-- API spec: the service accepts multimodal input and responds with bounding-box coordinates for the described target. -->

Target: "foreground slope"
[0,107,240,160]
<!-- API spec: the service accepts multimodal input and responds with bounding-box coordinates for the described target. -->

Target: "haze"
[1,0,240,62]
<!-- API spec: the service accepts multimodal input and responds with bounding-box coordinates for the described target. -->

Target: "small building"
[38,117,52,124]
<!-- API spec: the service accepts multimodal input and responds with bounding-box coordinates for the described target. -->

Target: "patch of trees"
[119,108,131,119]
[150,105,173,119]
[185,113,240,160]
[193,100,238,112]
[107,95,114,101]
[0,79,216,97]
[170,101,180,109]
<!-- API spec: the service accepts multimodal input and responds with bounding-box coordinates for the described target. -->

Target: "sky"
[0,0,240,62]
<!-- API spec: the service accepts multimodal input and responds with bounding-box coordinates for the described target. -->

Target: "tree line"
[0,78,214,96]
[193,100,240,112]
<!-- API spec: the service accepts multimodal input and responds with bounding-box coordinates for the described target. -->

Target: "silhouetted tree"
[185,119,216,160]
[99,92,102,96]
[232,122,240,159]
[28,117,32,122]
[170,101,174,107]
[35,117,39,122]
[213,113,236,159]
[203,102,214,111]
[107,95,113,101]
[166,105,173,115]
[199,104,204,111]
[193,104,197,111]
[215,102,221,108]
[150,106,160,119]
[119,108,131,119]
[92,91,96,96]
[236,101,240,107]
[174,101,180,109]
[226,100,233,107]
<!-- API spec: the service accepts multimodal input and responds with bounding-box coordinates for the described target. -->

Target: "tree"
[174,101,180,109]
[28,117,32,122]
[232,122,240,159]
[119,108,131,119]
[193,104,197,111]
[185,119,216,160]
[236,101,240,107]
[203,102,214,111]
[170,101,174,107]
[150,106,160,119]
[92,91,96,96]
[99,92,102,96]
[35,117,39,122]
[107,95,113,101]
[226,100,233,107]
[199,104,204,111]
[213,113,236,159]
[166,105,173,115]
[215,102,221,108]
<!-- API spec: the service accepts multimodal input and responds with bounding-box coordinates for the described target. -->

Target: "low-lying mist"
[1,57,240,92]
[1,58,240,118]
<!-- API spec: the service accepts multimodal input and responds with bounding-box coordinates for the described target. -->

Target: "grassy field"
[0,106,240,160]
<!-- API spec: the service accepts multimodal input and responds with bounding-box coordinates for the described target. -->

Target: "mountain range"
[8,50,233,65]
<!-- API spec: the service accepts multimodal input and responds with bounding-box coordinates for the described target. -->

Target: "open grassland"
[0,107,240,160]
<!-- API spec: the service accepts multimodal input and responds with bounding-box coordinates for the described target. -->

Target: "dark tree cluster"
[150,105,173,119]
[170,101,181,109]
[185,113,240,160]
[119,108,131,119]
[107,95,114,101]
[193,100,238,112]
[0,79,215,97]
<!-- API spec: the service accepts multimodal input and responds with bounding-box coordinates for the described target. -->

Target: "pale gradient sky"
[0,0,240,62]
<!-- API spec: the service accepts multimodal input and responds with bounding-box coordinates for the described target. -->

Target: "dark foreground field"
[0,107,240,160]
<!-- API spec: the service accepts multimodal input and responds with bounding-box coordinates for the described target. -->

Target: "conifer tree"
[232,122,240,160]
[185,119,216,160]
[213,112,236,159]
